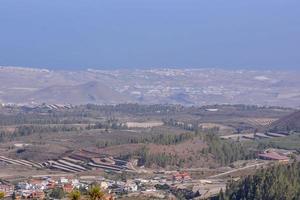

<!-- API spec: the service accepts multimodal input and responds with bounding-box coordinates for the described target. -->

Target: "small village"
[0,146,296,200]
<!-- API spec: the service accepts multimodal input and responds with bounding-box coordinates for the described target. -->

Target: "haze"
[0,0,299,70]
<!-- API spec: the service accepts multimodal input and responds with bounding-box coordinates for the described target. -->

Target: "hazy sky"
[0,0,299,70]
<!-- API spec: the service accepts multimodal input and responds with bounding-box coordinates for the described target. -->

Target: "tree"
[0,192,5,199]
[219,162,300,200]
[50,188,65,199]
[88,185,104,200]
[69,189,81,200]
[219,189,225,200]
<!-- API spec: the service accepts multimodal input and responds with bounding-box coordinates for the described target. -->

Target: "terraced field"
[220,132,290,141]
[0,150,133,175]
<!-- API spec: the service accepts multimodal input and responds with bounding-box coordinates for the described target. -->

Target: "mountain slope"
[270,110,300,132]
[23,81,130,105]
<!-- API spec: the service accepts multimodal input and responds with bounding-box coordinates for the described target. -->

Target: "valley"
[0,103,299,199]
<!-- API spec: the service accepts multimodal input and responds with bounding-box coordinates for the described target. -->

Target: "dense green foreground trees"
[200,131,256,165]
[217,162,300,200]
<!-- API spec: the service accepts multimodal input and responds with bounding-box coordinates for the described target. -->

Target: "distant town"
[0,67,300,108]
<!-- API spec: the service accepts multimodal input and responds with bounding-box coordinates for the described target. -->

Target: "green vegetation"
[0,192,5,199]
[134,132,194,145]
[0,120,126,142]
[68,189,81,200]
[200,130,256,165]
[0,125,80,142]
[87,120,126,130]
[0,112,87,126]
[135,146,184,168]
[122,128,256,168]
[88,185,105,200]
[85,103,182,115]
[217,162,300,200]
[50,188,65,199]
[95,132,195,148]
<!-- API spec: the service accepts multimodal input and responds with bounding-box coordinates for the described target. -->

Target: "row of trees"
[86,120,127,130]
[85,103,183,115]
[136,132,194,145]
[95,132,195,148]
[0,125,80,142]
[0,119,126,142]
[0,112,89,126]
[217,162,300,200]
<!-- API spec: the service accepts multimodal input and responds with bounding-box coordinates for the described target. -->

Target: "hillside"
[216,163,300,200]
[0,104,285,169]
[24,81,130,105]
[270,111,300,132]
